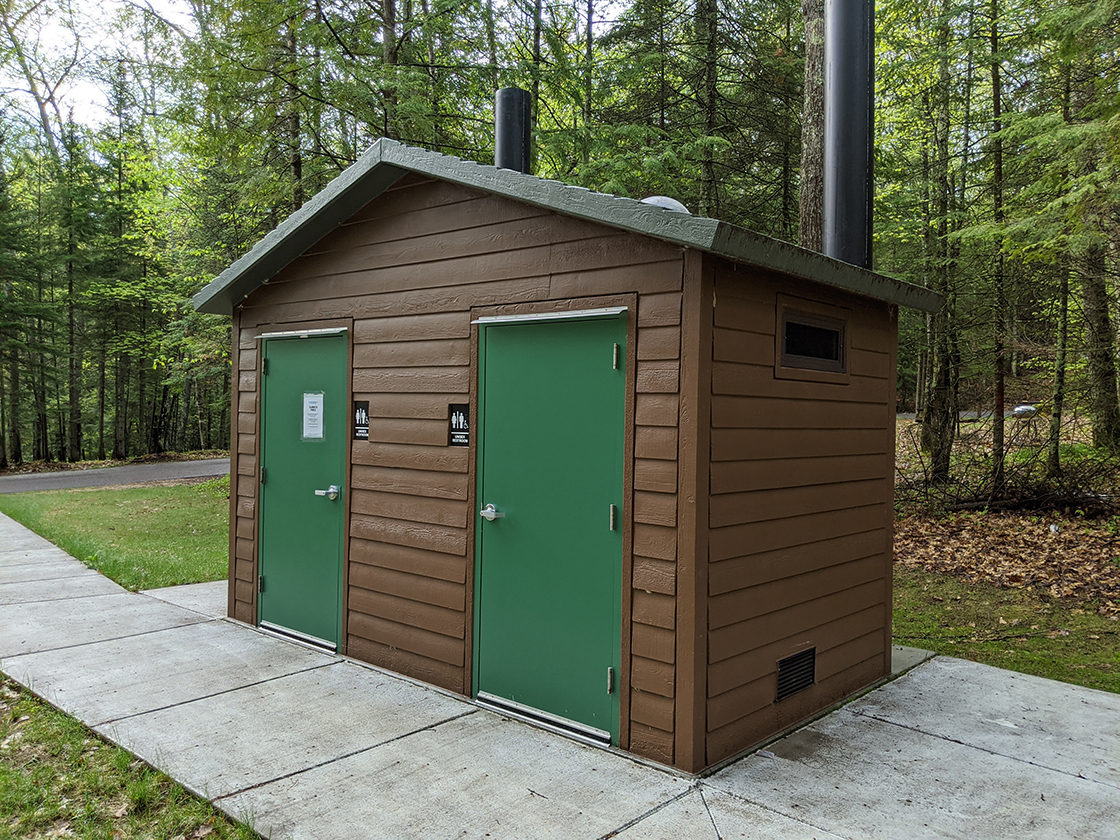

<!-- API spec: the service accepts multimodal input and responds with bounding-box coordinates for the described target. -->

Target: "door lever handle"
[314,484,340,501]
[480,503,505,521]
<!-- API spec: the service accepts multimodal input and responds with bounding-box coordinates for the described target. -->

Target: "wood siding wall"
[229,174,685,763]
[705,261,896,765]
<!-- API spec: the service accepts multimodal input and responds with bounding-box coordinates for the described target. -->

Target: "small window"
[781,310,846,373]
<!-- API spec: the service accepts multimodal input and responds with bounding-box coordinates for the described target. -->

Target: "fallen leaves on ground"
[895,511,1120,616]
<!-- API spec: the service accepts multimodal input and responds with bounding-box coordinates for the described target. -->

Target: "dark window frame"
[773,294,852,385]
[781,309,846,373]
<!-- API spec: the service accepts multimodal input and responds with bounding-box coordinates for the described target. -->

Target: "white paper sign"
[303,392,324,439]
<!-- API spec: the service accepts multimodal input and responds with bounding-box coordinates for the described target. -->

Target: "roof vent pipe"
[494,87,532,174]
[822,0,874,269]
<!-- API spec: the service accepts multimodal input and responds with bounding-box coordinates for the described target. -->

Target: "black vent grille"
[776,648,816,701]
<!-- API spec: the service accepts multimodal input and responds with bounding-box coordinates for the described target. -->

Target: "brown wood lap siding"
[234,175,686,754]
[631,286,683,765]
[230,319,259,625]
[705,262,895,765]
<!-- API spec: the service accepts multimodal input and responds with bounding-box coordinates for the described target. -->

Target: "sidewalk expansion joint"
[2,616,215,659]
[597,786,697,839]
[697,781,842,836]
[4,591,132,606]
[0,556,83,568]
[93,660,342,727]
[212,709,480,801]
[2,572,99,583]
[851,710,1119,790]
[698,787,721,837]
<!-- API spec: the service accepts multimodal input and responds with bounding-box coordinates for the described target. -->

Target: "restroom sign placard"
[353,401,370,440]
[448,404,469,447]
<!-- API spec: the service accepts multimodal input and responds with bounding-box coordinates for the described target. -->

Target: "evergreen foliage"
[0,0,1116,484]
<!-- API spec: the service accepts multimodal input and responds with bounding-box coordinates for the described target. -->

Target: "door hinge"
[261,358,268,375]
[609,503,617,531]
[260,466,266,485]
[258,575,265,593]
[612,343,620,370]
[607,666,615,695]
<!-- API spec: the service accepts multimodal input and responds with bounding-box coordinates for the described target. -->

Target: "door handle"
[314,484,341,501]
[480,503,505,521]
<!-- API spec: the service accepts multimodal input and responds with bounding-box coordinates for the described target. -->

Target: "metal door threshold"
[476,692,611,748]
[259,621,337,653]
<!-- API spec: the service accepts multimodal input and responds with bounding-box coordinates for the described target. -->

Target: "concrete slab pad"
[217,710,691,840]
[850,655,1120,787]
[141,580,228,618]
[708,709,1120,840]
[0,592,208,657]
[0,559,98,583]
[101,660,472,799]
[616,788,848,840]
[0,574,125,605]
[4,620,333,725]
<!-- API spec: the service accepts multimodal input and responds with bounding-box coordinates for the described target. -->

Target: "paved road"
[0,458,230,494]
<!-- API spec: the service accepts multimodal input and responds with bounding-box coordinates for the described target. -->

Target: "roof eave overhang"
[193,138,942,316]
[193,145,407,314]
[707,224,943,313]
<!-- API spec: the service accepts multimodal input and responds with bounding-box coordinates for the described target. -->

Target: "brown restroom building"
[194,138,940,774]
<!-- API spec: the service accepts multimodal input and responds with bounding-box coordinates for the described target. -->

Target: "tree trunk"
[530,0,542,166]
[582,0,594,180]
[8,347,21,464]
[798,0,824,251]
[1047,267,1069,476]
[32,333,49,462]
[382,0,398,138]
[1079,246,1120,450]
[920,8,956,483]
[0,354,7,469]
[697,0,718,217]
[113,354,129,459]
[97,349,106,459]
[67,256,81,461]
[990,0,1005,494]
[288,25,303,210]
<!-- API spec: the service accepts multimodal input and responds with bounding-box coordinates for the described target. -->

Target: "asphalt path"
[0,458,230,494]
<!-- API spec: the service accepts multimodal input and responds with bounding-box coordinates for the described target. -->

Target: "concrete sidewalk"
[2,512,1118,839]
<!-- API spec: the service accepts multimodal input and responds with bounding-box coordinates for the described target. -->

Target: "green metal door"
[258,330,347,648]
[475,312,626,744]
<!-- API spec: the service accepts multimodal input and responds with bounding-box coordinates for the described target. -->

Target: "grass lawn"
[0,478,229,591]
[894,565,1120,694]
[0,675,256,840]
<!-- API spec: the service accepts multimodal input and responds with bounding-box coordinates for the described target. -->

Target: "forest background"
[1,0,1118,505]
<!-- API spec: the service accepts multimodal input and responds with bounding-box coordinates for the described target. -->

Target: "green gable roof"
[193,138,941,315]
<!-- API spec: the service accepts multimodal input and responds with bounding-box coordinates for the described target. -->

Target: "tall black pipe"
[494,87,532,174]
[822,0,875,269]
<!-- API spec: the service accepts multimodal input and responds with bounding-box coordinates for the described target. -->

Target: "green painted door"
[258,331,347,648]
[475,313,626,743]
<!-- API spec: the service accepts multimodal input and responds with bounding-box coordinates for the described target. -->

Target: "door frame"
[248,317,354,654]
[467,294,637,748]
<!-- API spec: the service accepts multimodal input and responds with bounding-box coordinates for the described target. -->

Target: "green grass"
[0,477,229,591]
[0,675,257,840]
[894,565,1120,693]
